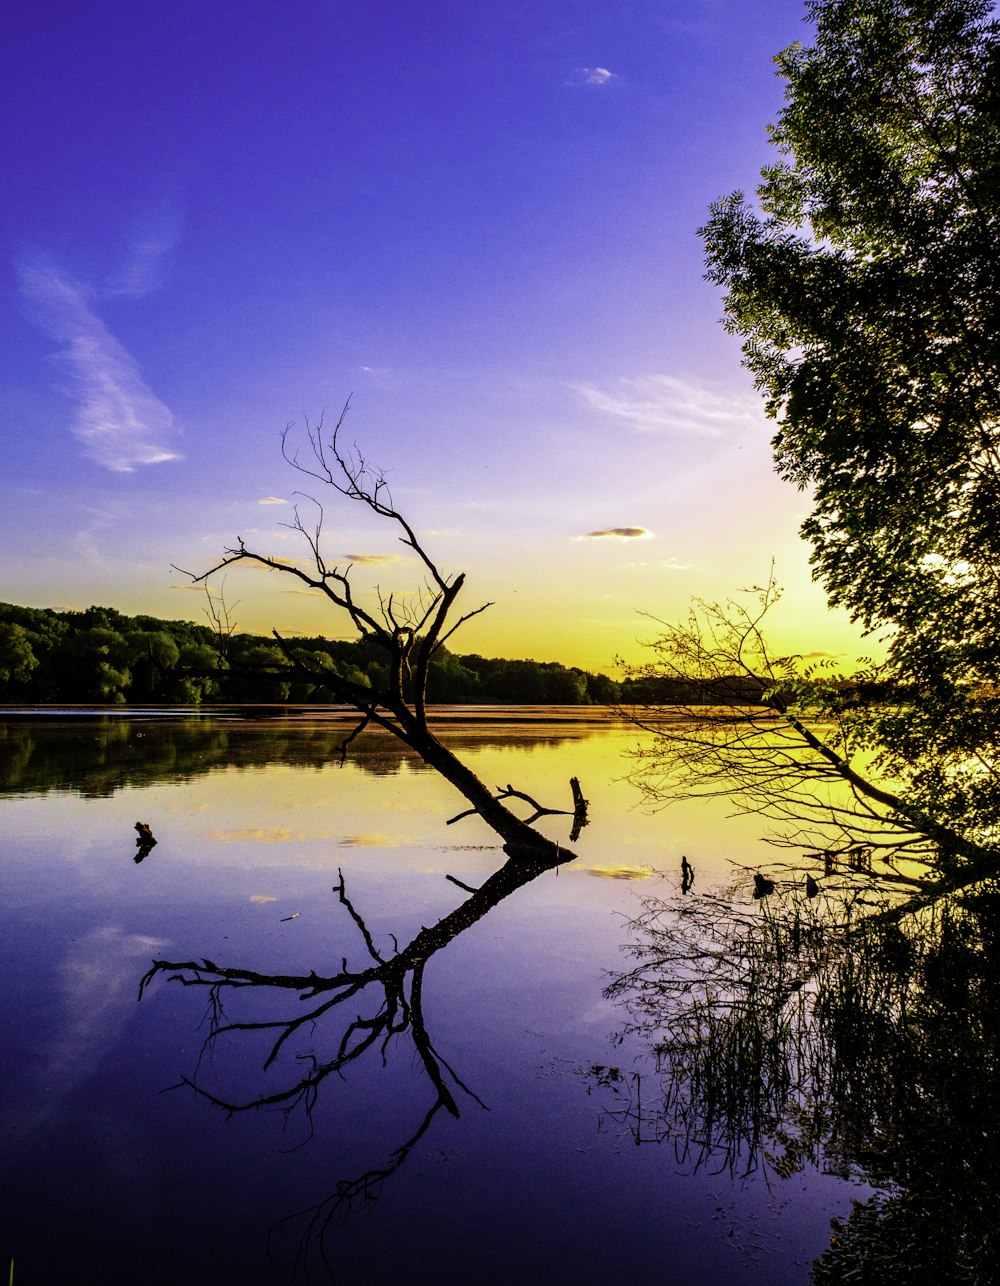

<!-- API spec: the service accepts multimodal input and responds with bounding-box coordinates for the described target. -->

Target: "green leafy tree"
[612,13,1000,1269]
[168,641,226,704]
[427,647,481,702]
[53,627,133,703]
[288,646,372,702]
[226,642,292,703]
[128,630,180,699]
[703,0,999,642]
[0,623,39,692]
[675,0,1000,872]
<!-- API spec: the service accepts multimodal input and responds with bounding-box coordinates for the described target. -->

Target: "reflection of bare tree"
[601,871,1000,1281]
[141,849,570,1279]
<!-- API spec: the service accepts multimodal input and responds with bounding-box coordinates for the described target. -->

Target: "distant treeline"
[0,601,660,705]
[0,602,773,706]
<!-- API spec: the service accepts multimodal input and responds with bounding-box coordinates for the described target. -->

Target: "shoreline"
[0,702,628,726]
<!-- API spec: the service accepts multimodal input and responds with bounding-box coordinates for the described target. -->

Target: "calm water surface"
[0,711,865,1284]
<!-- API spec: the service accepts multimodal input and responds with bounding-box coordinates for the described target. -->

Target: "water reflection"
[141,851,570,1280]
[603,875,1000,1281]
[0,712,601,798]
[0,715,858,1284]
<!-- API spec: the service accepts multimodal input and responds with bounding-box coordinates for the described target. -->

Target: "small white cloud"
[19,257,181,473]
[258,496,287,506]
[570,66,616,86]
[573,374,762,437]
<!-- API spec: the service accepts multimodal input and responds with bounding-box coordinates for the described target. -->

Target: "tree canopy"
[664,0,1000,876]
[624,12,1000,1240]
[0,599,617,707]
[703,0,999,654]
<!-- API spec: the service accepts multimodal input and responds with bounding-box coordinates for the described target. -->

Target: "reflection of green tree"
[0,718,590,798]
[605,878,1000,1282]
[0,720,228,797]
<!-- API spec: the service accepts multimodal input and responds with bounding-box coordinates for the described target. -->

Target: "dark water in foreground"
[0,711,864,1284]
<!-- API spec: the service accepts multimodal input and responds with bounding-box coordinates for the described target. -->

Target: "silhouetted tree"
[696,0,1000,884]
[175,405,587,859]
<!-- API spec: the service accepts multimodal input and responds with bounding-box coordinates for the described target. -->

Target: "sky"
[1,0,873,673]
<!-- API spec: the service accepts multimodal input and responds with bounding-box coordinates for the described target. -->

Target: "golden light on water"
[576,864,654,881]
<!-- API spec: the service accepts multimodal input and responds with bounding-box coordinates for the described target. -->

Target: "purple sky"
[1,0,868,670]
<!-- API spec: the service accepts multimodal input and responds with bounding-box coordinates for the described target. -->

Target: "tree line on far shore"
[0,599,697,706]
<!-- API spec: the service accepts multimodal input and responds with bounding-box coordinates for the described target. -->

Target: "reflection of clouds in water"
[577,865,653,881]
[208,826,341,843]
[211,828,424,848]
[436,844,502,852]
[339,833,412,848]
[7,927,166,1151]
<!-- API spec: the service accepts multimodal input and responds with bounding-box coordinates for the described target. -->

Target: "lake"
[0,709,867,1285]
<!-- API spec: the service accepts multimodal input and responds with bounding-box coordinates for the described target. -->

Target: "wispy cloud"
[258,496,287,505]
[569,66,616,86]
[19,257,181,473]
[576,527,652,541]
[106,203,183,299]
[573,374,762,436]
[627,556,692,571]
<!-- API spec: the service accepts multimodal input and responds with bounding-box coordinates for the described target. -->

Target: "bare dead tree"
[173,402,586,859]
[140,850,571,1280]
[200,581,238,660]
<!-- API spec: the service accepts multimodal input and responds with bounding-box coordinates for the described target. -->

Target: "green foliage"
[0,623,38,690]
[699,0,1000,862]
[0,601,617,706]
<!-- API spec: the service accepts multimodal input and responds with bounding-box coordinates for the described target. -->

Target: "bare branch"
[175,405,575,863]
[617,574,994,878]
